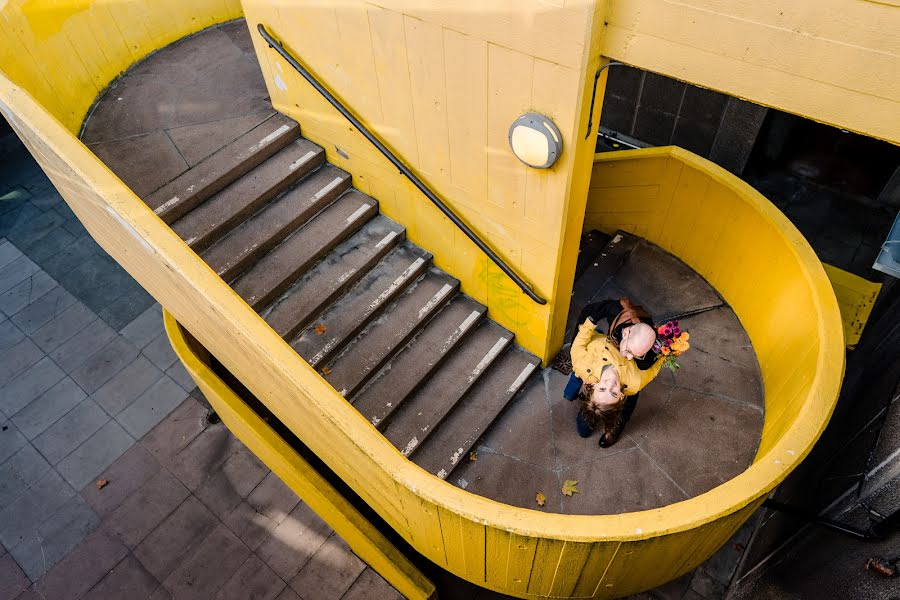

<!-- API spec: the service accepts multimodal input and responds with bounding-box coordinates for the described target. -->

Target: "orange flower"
[661,346,670,355]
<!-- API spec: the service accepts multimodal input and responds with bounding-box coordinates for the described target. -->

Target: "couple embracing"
[563,298,689,447]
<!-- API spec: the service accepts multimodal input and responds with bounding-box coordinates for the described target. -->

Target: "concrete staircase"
[143,112,540,483]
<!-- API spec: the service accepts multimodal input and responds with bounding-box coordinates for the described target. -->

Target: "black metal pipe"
[585,61,623,139]
[257,24,547,305]
[762,499,882,541]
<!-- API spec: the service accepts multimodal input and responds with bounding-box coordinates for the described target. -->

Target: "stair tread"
[412,347,540,478]
[353,296,486,424]
[256,215,403,327]
[565,230,640,340]
[172,139,323,250]
[290,242,431,367]
[147,113,299,223]
[380,320,513,456]
[324,268,460,398]
[201,165,352,280]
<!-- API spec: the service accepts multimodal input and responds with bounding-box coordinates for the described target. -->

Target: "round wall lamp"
[508,112,563,169]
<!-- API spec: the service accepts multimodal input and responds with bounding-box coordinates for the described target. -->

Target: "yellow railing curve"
[0,5,843,598]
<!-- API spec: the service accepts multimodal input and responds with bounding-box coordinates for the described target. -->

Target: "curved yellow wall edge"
[0,4,845,596]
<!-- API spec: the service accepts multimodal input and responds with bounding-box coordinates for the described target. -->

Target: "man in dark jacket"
[564,298,656,447]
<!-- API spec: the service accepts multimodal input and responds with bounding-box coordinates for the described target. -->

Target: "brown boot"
[599,410,627,448]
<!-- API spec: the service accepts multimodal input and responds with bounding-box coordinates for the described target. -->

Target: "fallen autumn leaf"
[535,492,546,506]
[96,479,109,490]
[314,323,327,335]
[562,480,579,497]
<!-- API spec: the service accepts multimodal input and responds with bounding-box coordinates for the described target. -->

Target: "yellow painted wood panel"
[603,0,900,144]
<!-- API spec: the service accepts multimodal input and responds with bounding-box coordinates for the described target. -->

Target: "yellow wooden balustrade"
[0,2,845,597]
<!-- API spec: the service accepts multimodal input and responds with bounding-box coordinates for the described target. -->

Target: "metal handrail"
[257,24,547,305]
[584,61,623,139]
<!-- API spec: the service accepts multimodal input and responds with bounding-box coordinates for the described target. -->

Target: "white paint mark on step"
[154,196,180,215]
[344,204,370,225]
[402,437,419,456]
[468,338,510,382]
[375,231,398,250]
[507,363,537,394]
[437,469,447,479]
[450,447,465,465]
[418,284,453,319]
[439,310,481,354]
[313,176,345,199]
[249,124,290,152]
[368,258,426,311]
[309,337,338,366]
[289,151,317,171]
[457,478,468,490]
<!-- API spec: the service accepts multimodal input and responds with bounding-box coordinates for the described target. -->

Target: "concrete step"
[233,193,381,312]
[289,242,431,368]
[258,215,404,332]
[200,165,352,280]
[412,347,540,479]
[323,268,460,398]
[380,320,513,457]
[171,139,323,251]
[352,295,486,426]
[860,388,900,517]
[564,230,640,340]
[147,113,300,223]
[574,229,614,282]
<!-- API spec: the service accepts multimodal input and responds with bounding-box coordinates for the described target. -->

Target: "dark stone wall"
[599,65,767,175]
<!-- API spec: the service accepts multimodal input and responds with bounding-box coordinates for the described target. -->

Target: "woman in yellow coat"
[569,317,664,446]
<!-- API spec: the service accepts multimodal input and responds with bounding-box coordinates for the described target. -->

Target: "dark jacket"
[576,299,656,370]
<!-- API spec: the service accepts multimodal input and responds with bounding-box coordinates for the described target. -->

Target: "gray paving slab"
[95,283,155,330]
[30,302,97,353]
[79,443,161,518]
[0,239,23,270]
[104,469,191,549]
[342,568,404,600]
[195,444,269,519]
[0,468,75,549]
[289,533,365,600]
[82,554,159,600]
[139,396,208,463]
[69,335,141,394]
[9,494,100,581]
[30,529,128,600]
[23,224,78,264]
[165,359,196,392]
[0,356,66,416]
[0,270,56,317]
[119,303,164,349]
[57,420,134,489]
[0,318,24,352]
[166,422,243,491]
[0,255,39,295]
[28,189,64,211]
[256,502,331,582]
[33,398,109,465]
[7,208,66,252]
[93,355,164,416]
[0,420,27,463]
[49,318,117,373]
[161,524,250,599]
[9,285,76,334]
[0,445,51,509]
[247,472,301,523]
[141,331,179,371]
[0,553,29,599]
[116,376,189,439]
[11,377,87,440]
[215,554,285,600]
[133,496,218,581]
[0,337,44,389]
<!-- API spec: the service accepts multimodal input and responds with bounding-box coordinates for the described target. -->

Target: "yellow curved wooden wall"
[0,2,844,598]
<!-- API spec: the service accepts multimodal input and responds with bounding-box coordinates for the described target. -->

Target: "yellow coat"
[570,319,664,395]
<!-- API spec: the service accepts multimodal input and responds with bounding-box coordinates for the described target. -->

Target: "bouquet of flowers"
[653,320,690,371]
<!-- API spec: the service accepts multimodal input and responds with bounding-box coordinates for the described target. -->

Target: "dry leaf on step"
[321,367,332,375]
[96,479,109,491]
[562,480,579,497]
[469,451,477,462]
[535,492,546,507]
[314,323,327,335]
